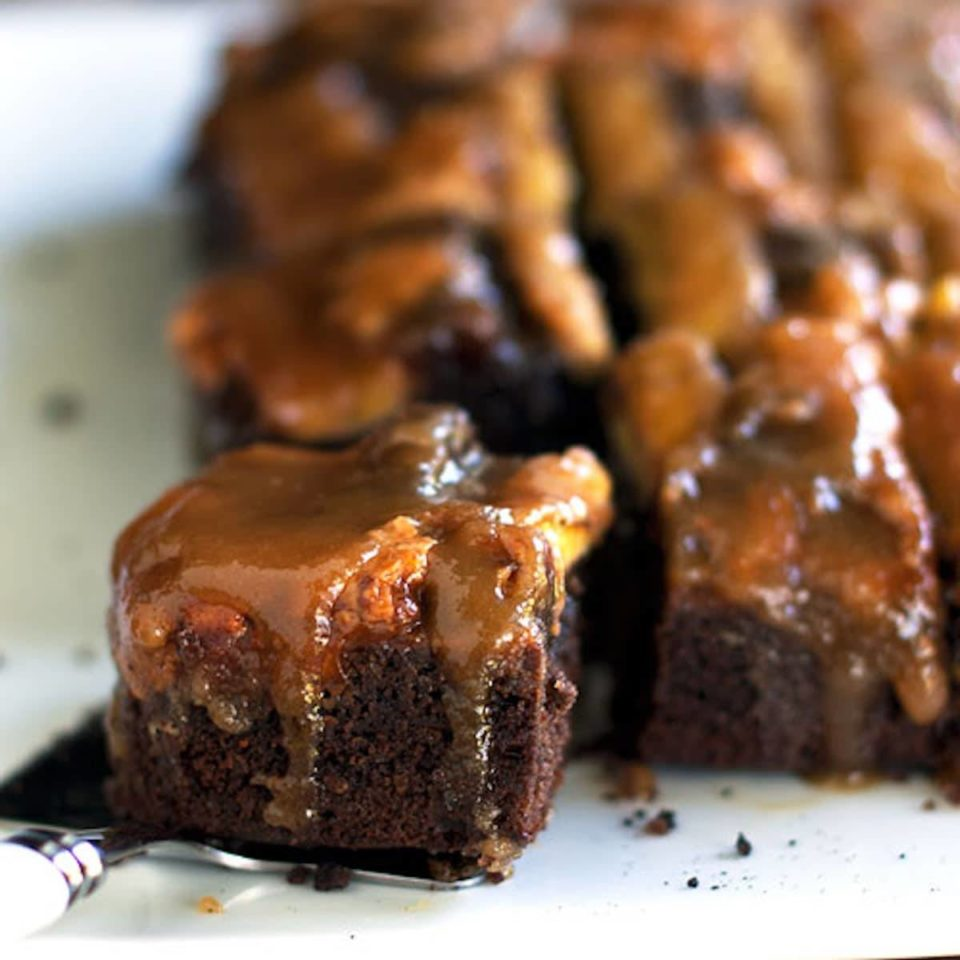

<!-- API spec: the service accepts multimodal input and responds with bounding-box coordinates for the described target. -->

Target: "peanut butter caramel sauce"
[171,227,501,443]
[181,55,612,442]
[619,320,946,770]
[110,406,611,833]
[563,1,960,354]
[890,277,960,558]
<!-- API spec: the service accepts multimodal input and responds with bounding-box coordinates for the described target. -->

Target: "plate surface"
[1,5,959,958]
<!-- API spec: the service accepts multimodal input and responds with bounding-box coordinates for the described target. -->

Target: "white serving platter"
[1,5,959,958]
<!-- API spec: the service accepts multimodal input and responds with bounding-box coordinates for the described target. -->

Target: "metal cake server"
[0,714,484,940]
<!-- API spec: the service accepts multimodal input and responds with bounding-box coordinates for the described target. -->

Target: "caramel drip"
[425,519,559,831]
[890,279,960,558]
[658,320,946,769]
[110,407,611,832]
[607,330,727,503]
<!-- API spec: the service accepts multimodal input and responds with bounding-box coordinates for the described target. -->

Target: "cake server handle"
[0,828,107,941]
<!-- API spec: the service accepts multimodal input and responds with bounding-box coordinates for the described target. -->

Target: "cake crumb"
[736,832,753,857]
[644,809,676,836]
[40,389,83,429]
[686,877,699,889]
[616,762,658,801]
[788,839,797,847]
[286,866,311,886]
[313,862,352,891]
[197,895,223,914]
[719,786,733,799]
[922,798,937,811]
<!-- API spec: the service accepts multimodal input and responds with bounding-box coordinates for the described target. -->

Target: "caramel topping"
[610,181,774,358]
[839,83,960,223]
[698,125,790,203]
[194,56,613,396]
[567,1,744,79]
[607,330,727,503]
[203,69,499,253]
[498,219,613,377]
[563,62,685,226]
[890,278,960,557]
[659,319,945,768]
[171,228,502,443]
[110,406,612,828]
[741,6,835,181]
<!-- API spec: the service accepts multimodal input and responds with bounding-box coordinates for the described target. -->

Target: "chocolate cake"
[610,320,948,772]
[557,0,960,778]
[106,405,612,877]
[171,219,611,457]
[178,28,614,454]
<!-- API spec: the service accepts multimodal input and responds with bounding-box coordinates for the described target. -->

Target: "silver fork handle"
[0,829,106,941]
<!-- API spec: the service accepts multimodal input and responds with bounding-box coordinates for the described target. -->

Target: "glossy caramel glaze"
[609,181,774,358]
[563,0,960,351]
[173,218,608,445]
[813,1,960,273]
[171,226,500,443]
[110,406,612,832]
[891,277,960,558]
[607,330,727,503]
[648,320,945,770]
[189,53,612,433]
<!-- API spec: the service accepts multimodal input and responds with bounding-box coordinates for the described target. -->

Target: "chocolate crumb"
[736,832,753,857]
[313,862,352,891]
[286,866,311,886]
[719,786,733,799]
[787,839,797,847]
[687,877,699,889]
[898,853,907,861]
[710,885,719,891]
[40,390,83,429]
[922,798,937,812]
[644,809,676,836]
[197,895,223,914]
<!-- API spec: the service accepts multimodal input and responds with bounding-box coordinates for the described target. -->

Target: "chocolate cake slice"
[194,11,571,259]
[171,220,610,457]
[106,405,612,877]
[179,37,613,456]
[609,319,948,773]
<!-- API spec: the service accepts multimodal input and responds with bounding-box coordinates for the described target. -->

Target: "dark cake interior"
[102,0,960,880]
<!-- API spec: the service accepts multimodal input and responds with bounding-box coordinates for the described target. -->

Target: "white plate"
[1,5,959,958]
